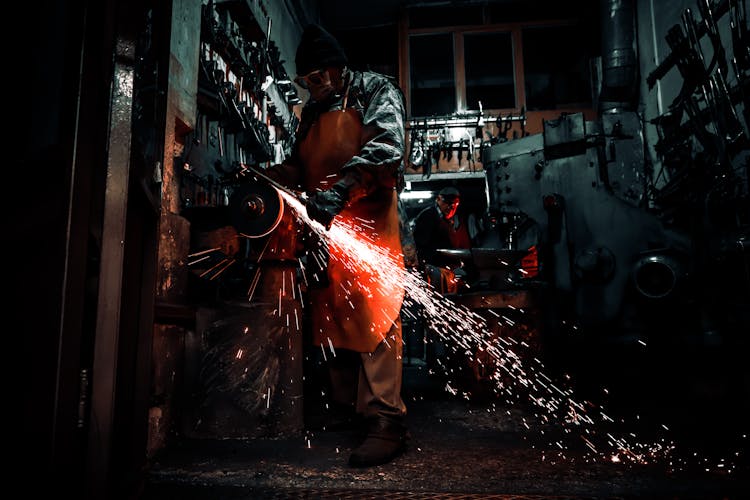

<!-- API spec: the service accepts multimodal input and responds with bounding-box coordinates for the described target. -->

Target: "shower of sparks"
[189,247,222,258]
[187,254,212,266]
[247,267,261,301]
[267,190,744,472]
[188,246,227,269]
[327,337,336,357]
[199,257,234,279]
[210,258,236,280]
[320,343,328,362]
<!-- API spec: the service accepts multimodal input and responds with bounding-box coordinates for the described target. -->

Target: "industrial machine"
[480,0,749,347]
[398,0,749,402]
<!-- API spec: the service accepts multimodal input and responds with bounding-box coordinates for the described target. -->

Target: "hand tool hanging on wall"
[664,18,718,156]
[409,128,425,170]
[709,0,749,151]
[497,112,512,142]
[430,140,441,168]
[441,128,453,163]
[457,138,468,167]
[423,141,439,179]
[465,130,476,171]
[646,0,732,89]
[683,7,746,164]
[696,0,728,76]
[423,136,433,168]
[729,0,750,129]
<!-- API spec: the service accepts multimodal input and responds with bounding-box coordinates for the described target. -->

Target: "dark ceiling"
[319,0,530,29]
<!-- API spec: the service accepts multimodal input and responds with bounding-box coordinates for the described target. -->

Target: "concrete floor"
[142,362,749,499]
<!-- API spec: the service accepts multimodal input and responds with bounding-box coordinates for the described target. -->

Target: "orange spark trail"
[276,190,745,473]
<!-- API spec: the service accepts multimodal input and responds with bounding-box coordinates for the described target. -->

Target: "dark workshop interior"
[20,0,750,498]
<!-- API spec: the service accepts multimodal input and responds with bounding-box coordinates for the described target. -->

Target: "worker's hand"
[451,266,468,290]
[305,184,347,230]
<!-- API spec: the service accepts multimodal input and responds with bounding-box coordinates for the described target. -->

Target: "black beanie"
[295,24,348,76]
[438,187,461,201]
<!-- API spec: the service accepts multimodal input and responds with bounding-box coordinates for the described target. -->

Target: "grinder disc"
[229,180,284,238]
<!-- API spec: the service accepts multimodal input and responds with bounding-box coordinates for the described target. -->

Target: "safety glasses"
[294,69,327,90]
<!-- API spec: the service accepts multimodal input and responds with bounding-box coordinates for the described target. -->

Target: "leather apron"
[298,108,404,353]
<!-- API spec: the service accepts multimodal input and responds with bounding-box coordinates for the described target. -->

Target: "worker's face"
[437,195,460,220]
[295,68,337,102]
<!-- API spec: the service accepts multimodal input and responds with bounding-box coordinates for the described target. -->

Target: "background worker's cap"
[438,187,461,201]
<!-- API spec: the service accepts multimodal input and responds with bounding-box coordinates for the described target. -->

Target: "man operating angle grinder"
[262,24,409,468]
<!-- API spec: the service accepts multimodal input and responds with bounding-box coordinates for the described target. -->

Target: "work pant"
[327,317,406,422]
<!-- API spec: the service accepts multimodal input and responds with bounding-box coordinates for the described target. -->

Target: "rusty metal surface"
[87,29,137,498]
[157,211,191,301]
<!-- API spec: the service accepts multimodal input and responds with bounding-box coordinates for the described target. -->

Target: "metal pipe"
[600,0,638,112]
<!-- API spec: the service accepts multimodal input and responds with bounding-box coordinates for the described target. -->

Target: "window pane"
[410,33,456,117]
[464,32,515,110]
[523,25,593,110]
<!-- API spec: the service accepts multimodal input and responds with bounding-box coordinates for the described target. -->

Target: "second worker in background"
[412,186,476,294]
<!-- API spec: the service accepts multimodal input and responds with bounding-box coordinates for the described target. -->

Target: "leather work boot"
[348,417,409,467]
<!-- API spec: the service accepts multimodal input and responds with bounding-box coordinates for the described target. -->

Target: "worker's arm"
[306,75,406,228]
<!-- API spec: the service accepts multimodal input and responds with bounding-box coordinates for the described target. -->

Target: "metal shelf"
[404,171,486,182]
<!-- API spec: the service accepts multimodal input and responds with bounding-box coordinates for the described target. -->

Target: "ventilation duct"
[599,0,638,112]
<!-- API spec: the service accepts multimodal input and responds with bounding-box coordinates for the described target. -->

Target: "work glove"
[305,182,348,230]
[452,266,468,280]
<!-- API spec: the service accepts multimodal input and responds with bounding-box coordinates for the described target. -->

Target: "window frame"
[399,12,589,119]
